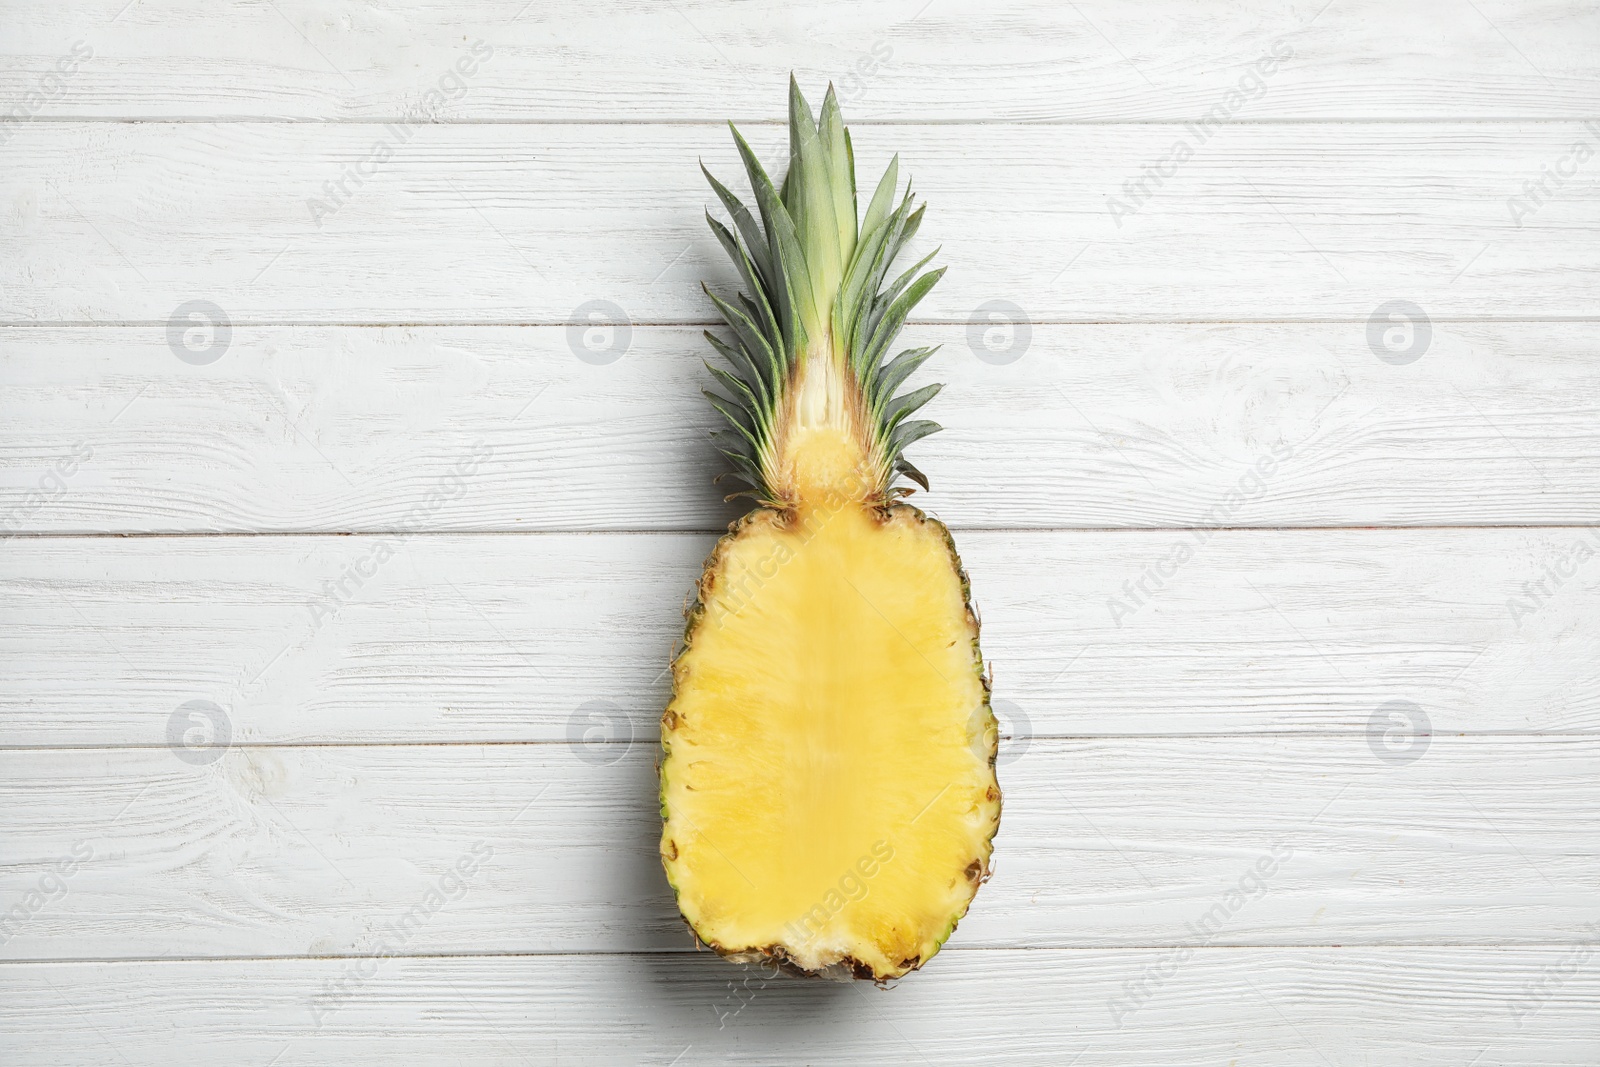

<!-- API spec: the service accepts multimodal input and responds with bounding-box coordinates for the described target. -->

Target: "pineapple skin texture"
[659,503,1001,981]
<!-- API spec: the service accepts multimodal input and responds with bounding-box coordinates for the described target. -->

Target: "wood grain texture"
[3,321,1598,533]
[2,948,1598,1065]
[3,528,1597,747]
[6,122,1598,324]
[3,0,1597,122]
[2,739,1596,961]
[5,3,1599,1061]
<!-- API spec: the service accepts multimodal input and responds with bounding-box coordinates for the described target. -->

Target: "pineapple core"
[774,343,875,506]
[660,501,996,978]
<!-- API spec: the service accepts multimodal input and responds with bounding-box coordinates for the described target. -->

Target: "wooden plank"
[2,947,1598,1064]
[3,321,1598,534]
[3,0,1597,122]
[5,122,1597,324]
[3,528,1597,747]
[0,739,1595,961]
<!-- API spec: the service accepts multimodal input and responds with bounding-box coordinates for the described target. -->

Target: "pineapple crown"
[700,75,945,509]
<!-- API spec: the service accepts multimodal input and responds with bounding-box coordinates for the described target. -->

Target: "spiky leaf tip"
[700,76,945,509]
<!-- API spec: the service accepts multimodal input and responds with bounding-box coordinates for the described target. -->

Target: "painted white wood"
[3,0,1597,122]
[2,948,1598,1065]
[1,739,1595,961]
[4,2,1598,1062]
[3,321,1598,534]
[6,122,1598,324]
[4,528,1596,747]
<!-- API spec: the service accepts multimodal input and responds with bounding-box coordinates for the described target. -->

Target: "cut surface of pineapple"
[661,502,997,979]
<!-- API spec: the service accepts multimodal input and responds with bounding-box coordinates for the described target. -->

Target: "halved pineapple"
[659,78,1000,981]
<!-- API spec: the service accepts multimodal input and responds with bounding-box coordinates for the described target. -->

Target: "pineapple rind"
[659,503,1001,981]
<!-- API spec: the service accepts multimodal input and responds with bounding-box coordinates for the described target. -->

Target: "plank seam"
[4,525,1597,540]
[2,734,1595,753]
[8,117,1600,127]
[8,317,1600,329]
[0,944,1588,967]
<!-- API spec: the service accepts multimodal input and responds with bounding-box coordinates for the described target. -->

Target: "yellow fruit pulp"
[660,488,999,979]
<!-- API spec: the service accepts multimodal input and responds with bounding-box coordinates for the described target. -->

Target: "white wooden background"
[2,1,1598,1063]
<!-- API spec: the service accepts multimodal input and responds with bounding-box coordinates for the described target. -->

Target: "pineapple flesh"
[660,78,1001,981]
